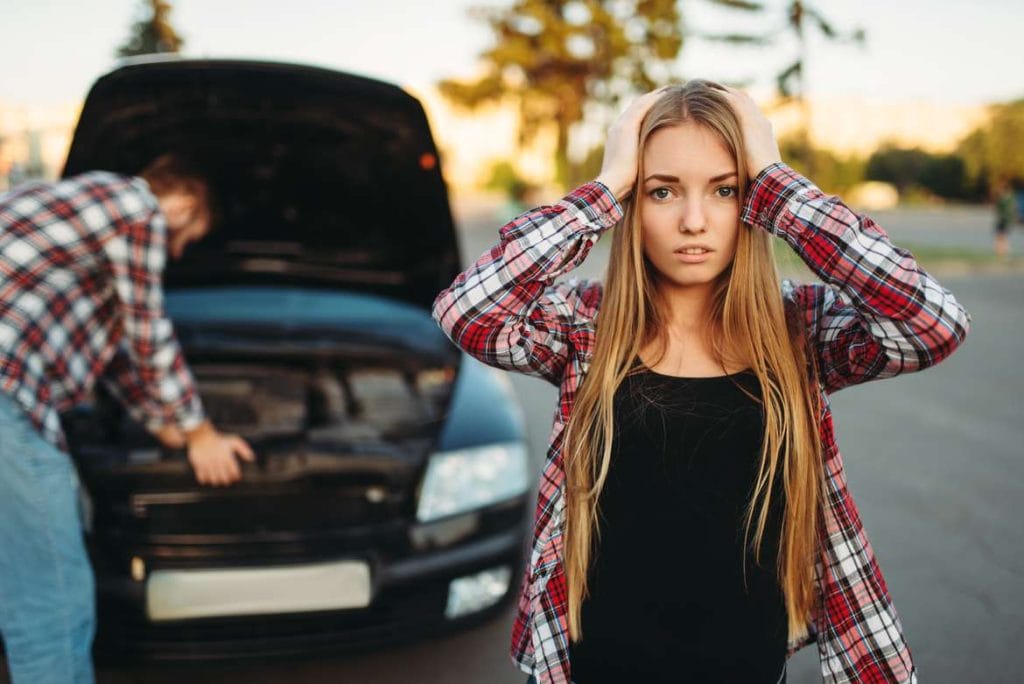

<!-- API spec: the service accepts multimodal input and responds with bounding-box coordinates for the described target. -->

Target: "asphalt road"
[4,205,1022,683]
[496,273,1023,684]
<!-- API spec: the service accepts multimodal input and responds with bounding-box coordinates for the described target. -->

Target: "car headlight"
[416,442,529,522]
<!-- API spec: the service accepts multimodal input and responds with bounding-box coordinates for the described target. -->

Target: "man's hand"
[152,424,187,449]
[720,86,782,180]
[185,420,256,486]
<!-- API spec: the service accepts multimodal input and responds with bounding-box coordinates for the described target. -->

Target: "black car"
[59,58,531,661]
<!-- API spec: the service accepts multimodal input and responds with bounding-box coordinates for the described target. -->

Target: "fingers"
[719,85,755,113]
[716,86,780,178]
[189,434,254,487]
[232,436,256,462]
[599,86,675,199]
[619,85,670,126]
[194,456,237,487]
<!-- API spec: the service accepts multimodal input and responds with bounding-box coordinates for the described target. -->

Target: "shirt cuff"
[565,180,625,230]
[740,162,818,236]
[145,399,205,434]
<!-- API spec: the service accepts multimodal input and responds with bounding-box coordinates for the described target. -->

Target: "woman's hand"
[595,86,669,201]
[721,86,782,180]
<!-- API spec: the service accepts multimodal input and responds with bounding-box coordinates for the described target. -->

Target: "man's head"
[138,154,216,260]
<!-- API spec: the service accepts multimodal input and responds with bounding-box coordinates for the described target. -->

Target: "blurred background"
[3,0,1023,215]
[2,1,1022,682]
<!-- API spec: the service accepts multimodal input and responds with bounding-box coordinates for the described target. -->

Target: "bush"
[866,146,974,201]
[779,136,865,194]
[483,160,529,201]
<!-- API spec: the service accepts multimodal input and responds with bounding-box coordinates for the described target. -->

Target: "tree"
[865,146,932,193]
[919,154,969,200]
[956,99,1024,197]
[865,145,974,201]
[439,0,683,188]
[779,135,864,194]
[697,1,864,173]
[117,0,184,58]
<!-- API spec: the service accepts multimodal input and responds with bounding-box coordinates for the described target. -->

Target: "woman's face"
[639,121,741,294]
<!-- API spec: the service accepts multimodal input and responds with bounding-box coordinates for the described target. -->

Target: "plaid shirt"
[0,171,205,450]
[432,162,971,683]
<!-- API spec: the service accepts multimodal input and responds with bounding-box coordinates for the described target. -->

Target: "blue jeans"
[0,392,95,683]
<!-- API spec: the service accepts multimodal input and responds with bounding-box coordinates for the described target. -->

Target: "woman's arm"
[431,185,620,385]
[743,163,971,393]
[723,86,971,393]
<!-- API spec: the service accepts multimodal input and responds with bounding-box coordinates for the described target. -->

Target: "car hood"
[62,58,460,310]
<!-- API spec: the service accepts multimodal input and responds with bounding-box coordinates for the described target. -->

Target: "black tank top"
[568,358,788,684]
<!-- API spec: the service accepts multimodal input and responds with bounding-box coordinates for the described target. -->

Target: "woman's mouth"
[674,246,713,263]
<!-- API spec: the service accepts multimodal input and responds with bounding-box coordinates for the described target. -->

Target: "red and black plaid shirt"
[432,163,971,683]
[0,171,204,450]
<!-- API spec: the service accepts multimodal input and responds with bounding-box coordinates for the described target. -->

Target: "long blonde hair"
[563,80,824,645]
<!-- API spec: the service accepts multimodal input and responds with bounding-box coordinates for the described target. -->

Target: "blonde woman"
[432,81,970,684]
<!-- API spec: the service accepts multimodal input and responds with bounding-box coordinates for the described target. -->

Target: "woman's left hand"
[721,86,782,180]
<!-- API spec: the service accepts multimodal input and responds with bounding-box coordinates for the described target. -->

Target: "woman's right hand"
[595,86,670,201]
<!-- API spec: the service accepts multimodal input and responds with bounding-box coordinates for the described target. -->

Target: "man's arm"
[102,180,254,484]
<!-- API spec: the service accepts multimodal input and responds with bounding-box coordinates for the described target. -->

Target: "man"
[0,155,255,683]
[994,178,1016,260]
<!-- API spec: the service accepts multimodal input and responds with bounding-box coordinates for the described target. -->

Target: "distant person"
[994,178,1016,259]
[433,81,971,683]
[0,155,255,684]
[1012,177,1024,225]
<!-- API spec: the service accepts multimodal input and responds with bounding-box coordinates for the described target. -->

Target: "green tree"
[697,1,864,174]
[956,99,1024,196]
[439,0,683,188]
[865,146,932,193]
[920,154,969,200]
[117,0,184,57]
[865,145,974,201]
[698,1,864,97]
[484,160,529,198]
[779,135,864,194]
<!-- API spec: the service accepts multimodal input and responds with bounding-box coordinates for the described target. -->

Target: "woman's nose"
[679,199,707,233]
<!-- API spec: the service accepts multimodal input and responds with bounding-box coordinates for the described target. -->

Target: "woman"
[432,81,970,684]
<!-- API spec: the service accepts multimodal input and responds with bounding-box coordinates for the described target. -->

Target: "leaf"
[804,6,837,38]
[698,32,774,46]
[437,74,507,109]
[776,59,802,98]
[702,0,765,11]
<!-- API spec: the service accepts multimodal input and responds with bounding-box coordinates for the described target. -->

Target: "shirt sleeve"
[101,179,205,432]
[742,162,972,394]
[431,182,623,386]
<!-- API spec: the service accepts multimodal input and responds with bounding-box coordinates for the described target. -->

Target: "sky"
[1,0,1022,108]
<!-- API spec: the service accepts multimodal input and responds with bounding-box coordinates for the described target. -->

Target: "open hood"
[63,58,460,310]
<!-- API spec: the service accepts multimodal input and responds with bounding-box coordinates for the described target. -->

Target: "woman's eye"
[650,187,671,200]
[716,185,738,199]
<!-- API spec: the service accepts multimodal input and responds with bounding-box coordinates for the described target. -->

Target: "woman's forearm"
[742,162,971,372]
[431,182,622,383]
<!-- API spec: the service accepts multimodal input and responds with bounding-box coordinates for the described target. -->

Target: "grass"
[774,241,1021,280]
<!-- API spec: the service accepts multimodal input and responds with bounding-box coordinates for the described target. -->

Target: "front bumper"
[92,502,527,661]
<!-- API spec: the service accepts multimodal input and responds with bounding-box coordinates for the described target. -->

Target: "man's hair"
[138,154,221,231]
